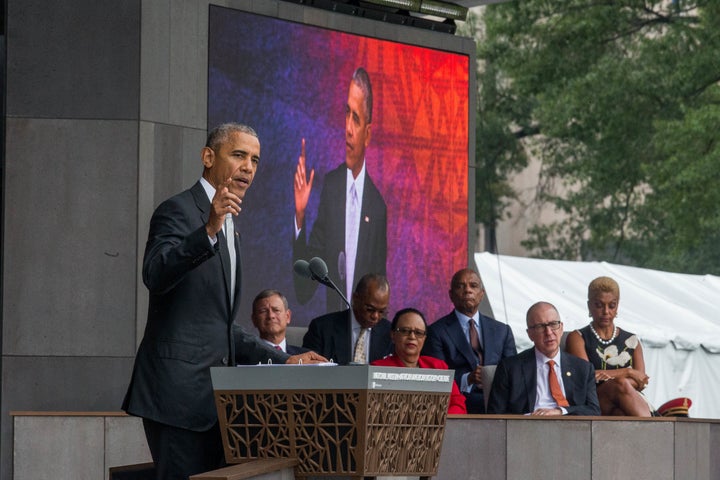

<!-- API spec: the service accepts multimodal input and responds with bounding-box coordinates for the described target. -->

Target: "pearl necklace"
[589,323,617,346]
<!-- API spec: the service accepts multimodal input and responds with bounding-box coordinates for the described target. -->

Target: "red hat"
[657,397,692,417]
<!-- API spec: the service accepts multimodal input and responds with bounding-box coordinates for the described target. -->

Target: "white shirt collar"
[534,348,562,368]
[346,161,367,199]
[351,311,370,332]
[199,177,215,203]
[455,310,480,327]
[262,338,287,352]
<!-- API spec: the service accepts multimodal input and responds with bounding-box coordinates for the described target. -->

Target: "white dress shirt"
[533,349,568,414]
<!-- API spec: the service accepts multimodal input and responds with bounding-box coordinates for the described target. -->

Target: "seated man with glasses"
[303,273,392,364]
[487,302,600,416]
[372,308,467,413]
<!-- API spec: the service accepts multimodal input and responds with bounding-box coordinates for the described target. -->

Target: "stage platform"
[439,414,720,479]
[11,412,720,479]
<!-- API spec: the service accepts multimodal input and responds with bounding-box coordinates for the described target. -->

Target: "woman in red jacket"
[372,307,467,414]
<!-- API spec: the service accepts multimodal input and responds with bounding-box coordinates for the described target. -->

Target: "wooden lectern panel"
[211,366,451,477]
[364,391,448,475]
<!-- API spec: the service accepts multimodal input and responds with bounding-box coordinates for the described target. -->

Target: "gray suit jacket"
[487,347,600,416]
[122,181,288,431]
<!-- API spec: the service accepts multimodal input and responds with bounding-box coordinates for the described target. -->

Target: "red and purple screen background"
[208,6,469,325]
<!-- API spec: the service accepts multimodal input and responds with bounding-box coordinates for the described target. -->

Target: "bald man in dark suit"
[303,273,392,364]
[487,302,600,416]
[423,268,516,413]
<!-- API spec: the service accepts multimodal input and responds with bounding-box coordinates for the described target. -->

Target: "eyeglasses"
[393,327,427,338]
[527,321,562,332]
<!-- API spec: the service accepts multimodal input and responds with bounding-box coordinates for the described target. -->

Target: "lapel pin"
[364,216,370,223]
[566,371,572,377]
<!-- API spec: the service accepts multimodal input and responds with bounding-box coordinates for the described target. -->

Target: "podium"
[210,365,453,478]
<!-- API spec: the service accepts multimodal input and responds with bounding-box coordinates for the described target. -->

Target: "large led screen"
[208,5,469,326]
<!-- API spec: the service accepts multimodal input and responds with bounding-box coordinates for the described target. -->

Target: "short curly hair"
[588,276,620,300]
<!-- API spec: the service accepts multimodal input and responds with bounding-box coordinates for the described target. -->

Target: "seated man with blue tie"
[251,289,308,355]
[302,273,392,364]
[423,268,517,413]
[487,301,600,416]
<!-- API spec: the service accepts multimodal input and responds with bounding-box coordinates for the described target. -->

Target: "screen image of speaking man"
[122,123,326,480]
[293,67,387,312]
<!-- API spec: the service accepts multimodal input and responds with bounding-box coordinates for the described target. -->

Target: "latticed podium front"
[210,365,453,478]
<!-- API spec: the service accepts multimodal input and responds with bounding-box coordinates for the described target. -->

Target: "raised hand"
[206,176,242,237]
[293,138,314,228]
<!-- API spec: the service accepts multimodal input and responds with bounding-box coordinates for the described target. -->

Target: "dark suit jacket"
[422,311,517,413]
[487,348,600,416]
[294,164,387,312]
[122,181,288,432]
[286,344,309,355]
[301,309,392,365]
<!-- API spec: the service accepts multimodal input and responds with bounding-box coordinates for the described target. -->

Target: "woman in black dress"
[566,276,652,416]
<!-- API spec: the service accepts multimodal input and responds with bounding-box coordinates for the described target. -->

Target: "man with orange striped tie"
[487,302,600,416]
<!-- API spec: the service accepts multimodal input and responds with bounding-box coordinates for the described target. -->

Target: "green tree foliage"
[475,0,720,273]
[459,12,532,252]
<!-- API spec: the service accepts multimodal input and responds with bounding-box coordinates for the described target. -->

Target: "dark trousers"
[465,388,486,414]
[142,418,225,480]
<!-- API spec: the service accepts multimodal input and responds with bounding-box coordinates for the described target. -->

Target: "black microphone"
[294,258,330,286]
[308,257,330,281]
[307,257,335,287]
[293,259,313,279]
[308,257,351,308]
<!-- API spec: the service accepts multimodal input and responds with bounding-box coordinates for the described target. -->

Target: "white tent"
[474,252,720,419]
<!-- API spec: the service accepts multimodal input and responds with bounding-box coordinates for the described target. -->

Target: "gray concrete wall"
[11,413,720,480]
[2,1,143,478]
[1,1,474,478]
[437,416,719,480]
[13,414,150,479]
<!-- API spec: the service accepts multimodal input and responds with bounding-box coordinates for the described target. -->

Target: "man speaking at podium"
[292,67,387,312]
[122,124,325,480]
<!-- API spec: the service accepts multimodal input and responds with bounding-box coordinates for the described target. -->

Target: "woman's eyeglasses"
[393,327,427,338]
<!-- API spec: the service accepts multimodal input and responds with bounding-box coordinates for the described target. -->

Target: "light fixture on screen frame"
[362,0,469,20]
[279,0,469,33]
